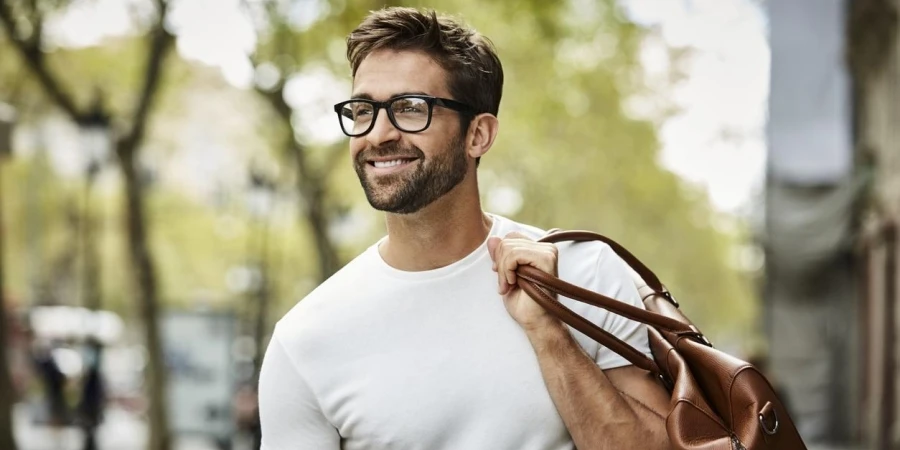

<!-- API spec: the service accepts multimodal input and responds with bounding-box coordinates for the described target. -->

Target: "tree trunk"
[0,2,173,448]
[847,0,900,447]
[0,163,17,450]
[253,213,271,379]
[253,83,342,282]
[293,145,342,282]
[114,9,174,449]
[118,149,170,450]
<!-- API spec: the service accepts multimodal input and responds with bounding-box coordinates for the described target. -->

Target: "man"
[259,7,670,450]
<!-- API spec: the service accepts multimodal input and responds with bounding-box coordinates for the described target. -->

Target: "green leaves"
[0,0,758,348]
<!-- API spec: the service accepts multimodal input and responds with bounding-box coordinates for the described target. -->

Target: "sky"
[623,0,769,217]
[41,0,770,218]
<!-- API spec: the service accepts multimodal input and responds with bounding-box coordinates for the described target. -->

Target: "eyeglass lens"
[339,97,431,136]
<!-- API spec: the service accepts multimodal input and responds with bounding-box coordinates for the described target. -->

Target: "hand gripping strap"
[514,229,696,374]
[517,278,661,373]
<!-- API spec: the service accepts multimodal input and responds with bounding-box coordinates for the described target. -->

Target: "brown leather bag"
[515,230,807,450]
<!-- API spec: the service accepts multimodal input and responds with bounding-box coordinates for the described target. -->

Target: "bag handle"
[517,279,662,374]
[529,230,694,334]
[539,230,665,292]
[518,266,693,334]
[513,229,703,373]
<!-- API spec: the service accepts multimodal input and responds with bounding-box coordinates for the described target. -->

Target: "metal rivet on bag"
[758,410,779,435]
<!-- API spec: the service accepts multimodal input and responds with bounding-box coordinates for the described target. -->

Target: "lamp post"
[245,168,277,450]
[246,169,276,382]
[78,101,111,312]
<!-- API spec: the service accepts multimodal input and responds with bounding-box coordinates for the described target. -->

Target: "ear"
[465,113,499,159]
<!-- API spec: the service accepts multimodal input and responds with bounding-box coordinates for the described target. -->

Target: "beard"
[354,134,468,215]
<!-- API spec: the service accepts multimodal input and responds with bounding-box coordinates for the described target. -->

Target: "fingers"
[503,231,529,239]
[487,232,527,262]
[488,232,557,295]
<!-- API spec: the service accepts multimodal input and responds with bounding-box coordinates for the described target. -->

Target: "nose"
[364,108,401,148]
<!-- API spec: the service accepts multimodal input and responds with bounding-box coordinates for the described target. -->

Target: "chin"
[369,200,421,215]
[366,191,405,212]
[367,194,430,215]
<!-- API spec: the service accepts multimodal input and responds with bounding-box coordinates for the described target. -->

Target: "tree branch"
[323,141,346,178]
[0,0,83,122]
[255,80,316,177]
[258,80,293,122]
[118,0,175,155]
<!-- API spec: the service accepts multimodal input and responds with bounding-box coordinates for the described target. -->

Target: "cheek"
[408,134,446,158]
[349,138,366,161]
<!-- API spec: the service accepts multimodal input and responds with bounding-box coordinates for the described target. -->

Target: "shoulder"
[491,215,615,263]
[552,234,643,325]
[489,214,548,240]
[273,244,380,347]
[557,240,623,288]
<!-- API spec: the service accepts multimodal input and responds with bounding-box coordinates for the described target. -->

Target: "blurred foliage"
[0,0,760,352]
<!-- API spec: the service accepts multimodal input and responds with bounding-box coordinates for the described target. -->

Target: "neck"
[379,179,492,271]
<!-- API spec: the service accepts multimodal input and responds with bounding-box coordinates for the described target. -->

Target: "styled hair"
[346,7,504,122]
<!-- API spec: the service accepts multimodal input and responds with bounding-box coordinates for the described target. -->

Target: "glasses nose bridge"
[366,102,401,142]
[378,101,396,125]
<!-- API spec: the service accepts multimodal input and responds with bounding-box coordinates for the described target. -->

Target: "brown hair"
[346,7,504,122]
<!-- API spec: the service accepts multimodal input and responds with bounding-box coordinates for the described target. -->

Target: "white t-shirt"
[258,213,652,450]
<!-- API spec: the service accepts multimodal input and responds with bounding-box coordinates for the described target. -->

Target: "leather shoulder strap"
[518,278,662,373]
[538,230,664,293]
[512,229,701,373]
[531,229,691,333]
[518,266,692,333]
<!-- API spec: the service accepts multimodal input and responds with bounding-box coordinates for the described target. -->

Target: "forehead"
[352,50,450,100]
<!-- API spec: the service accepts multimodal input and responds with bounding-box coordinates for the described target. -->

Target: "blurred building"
[766,0,899,448]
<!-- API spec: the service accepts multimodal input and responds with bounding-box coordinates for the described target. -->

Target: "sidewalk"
[14,400,861,450]
[13,403,225,450]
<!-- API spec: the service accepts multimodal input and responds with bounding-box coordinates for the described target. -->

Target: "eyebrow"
[350,91,432,101]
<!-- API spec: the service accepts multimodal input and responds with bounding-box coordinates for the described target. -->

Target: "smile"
[371,159,414,168]
[366,158,419,174]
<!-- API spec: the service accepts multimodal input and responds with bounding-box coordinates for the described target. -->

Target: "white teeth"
[373,159,408,168]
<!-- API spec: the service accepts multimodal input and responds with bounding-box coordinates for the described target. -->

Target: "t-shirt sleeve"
[591,246,654,370]
[258,330,340,450]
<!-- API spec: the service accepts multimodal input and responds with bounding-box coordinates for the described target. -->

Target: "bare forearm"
[526,321,666,450]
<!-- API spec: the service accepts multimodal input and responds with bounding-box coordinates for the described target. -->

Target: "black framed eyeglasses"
[333,95,476,137]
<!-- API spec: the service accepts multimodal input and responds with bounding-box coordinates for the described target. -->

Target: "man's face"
[349,50,469,215]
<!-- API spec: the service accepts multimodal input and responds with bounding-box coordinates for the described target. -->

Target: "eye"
[393,99,428,114]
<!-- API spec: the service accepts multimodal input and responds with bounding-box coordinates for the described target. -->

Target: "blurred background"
[0,0,892,449]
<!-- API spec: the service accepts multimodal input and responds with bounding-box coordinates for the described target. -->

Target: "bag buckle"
[657,372,674,391]
[696,333,713,347]
[679,326,713,347]
[660,290,680,308]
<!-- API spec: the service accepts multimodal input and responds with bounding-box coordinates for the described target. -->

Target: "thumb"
[487,236,501,261]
